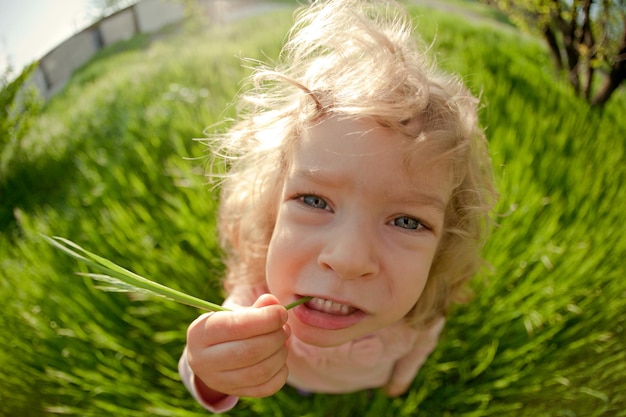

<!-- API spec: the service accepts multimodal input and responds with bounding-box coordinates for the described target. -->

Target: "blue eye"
[393,216,422,230]
[301,195,328,210]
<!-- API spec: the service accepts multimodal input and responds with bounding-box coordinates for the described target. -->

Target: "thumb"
[251,294,289,328]
[252,293,282,308]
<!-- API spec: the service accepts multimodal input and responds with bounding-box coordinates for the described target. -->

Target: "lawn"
[1,2,624,416]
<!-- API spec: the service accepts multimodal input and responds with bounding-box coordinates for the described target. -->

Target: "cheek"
[265,235,283,286]
[390,259,432,310]
[265,224,298,292]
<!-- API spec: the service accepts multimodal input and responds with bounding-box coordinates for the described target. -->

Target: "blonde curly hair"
[207,0,497,328]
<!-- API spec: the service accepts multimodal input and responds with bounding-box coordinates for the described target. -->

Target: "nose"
[317,217,380,279]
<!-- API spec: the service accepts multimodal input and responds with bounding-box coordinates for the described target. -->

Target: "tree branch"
[544,25,564,71]
[580,0,595,99]
[592,24,626,106]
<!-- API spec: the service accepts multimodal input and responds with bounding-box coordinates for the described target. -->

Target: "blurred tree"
[482,0,626,107]
[0,63,41,158]
[0,62,42,231]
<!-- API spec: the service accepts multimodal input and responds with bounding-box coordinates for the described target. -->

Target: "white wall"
[36,0,190,99]
[99,9,137,46]
[135,0,185,33]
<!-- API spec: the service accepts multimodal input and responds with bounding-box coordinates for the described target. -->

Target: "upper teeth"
[307,297,356,316]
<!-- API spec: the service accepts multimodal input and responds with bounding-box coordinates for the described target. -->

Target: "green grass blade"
[42,234,231,312]
[284,297,312,310]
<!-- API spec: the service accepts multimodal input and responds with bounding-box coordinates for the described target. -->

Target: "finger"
[191,325,289,374]
[231,364,289,398]
[252,293,282,308]
[252,294,292,340]
[187,303,287,349]
[382,379,411,397]
[215,349,290,398]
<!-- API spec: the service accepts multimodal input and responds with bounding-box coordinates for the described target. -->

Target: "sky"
[0,0,94,75]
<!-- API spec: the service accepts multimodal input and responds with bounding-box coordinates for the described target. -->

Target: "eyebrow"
[290,168,448,212]
[291,168,343,187]
[385,191,448,212]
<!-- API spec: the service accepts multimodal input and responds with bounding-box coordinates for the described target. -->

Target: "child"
[179,0,496,412]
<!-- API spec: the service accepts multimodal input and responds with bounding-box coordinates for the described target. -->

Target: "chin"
[290,321,361,347]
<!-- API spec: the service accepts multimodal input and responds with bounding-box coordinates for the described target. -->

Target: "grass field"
[1,2,625,416]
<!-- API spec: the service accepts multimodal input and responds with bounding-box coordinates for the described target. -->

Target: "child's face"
[266,116,453,347]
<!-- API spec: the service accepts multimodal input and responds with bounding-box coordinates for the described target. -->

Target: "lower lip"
[291,302,366,330]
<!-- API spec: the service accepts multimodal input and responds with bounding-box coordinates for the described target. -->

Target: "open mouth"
[304,297,359,316]
[292,295,366,331]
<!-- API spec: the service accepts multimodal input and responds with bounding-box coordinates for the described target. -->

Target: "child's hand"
[185,294,291,402]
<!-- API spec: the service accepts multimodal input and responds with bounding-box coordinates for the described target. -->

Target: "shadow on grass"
[0,144,81,237]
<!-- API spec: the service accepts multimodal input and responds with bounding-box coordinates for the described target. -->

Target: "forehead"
[290,116,454,202]
[297,115,451,159]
